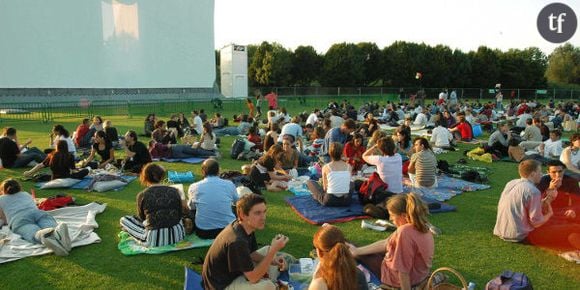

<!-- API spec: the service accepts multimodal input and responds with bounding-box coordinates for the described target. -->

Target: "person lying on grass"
[0,179,72,256]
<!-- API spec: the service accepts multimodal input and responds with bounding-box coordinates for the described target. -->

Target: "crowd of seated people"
[1,93,578,287]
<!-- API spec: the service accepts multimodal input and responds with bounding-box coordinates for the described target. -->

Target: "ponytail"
[321,242,358,290]
[386,193,430,233]
[405,193,430,233]
[313,225,359,290]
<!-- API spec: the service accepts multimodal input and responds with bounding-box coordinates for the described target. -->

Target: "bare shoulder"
[308,277,328,290]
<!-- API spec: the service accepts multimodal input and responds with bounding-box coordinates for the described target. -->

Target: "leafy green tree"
[248,42,293,86]
[357,42,382,86]
[321,43,365,86]
[545,43,580,85]
[381,41,427,87]
[246,44,258,87]
[290,45,322,86]
[469,46,501,88]
[450,49,472,87]
[499,48,547,88]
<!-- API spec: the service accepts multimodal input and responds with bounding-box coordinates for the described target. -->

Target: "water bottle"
[466,281,476,290]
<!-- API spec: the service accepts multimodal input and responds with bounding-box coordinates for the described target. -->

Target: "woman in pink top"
[350,193,434,289]
[362,136,403,194]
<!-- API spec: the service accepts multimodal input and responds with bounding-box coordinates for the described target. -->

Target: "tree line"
[217,42,579,89]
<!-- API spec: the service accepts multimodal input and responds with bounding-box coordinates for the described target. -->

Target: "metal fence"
[251,86,580,101]
[1,86,578,123]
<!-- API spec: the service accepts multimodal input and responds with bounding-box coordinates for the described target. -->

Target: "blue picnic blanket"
[35,175,137,190]
[161,157,206,164]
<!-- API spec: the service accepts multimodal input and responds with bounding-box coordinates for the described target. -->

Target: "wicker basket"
[427,267,468,290]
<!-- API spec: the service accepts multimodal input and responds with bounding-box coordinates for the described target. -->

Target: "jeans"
[306,180,352,207]
[11,209,57,243]
[214,127,240,136]
[12,147,46,168]
[171,145,216,158]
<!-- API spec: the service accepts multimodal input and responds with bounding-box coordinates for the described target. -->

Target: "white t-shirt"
[362,154,403,193]
[54,135,76,153]
[516,113,532,127]
[539,139,563,158]
[306,113,318,126]
[430,126,453,147]
[278,123,303,142]
[413,113,428,126]
[193,116,203,134]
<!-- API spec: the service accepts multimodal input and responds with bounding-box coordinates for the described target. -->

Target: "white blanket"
[0,202,106,264]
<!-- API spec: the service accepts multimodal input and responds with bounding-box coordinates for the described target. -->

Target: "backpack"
[358,172,392,205]
[486,270,533,290]
[230,138,245,159]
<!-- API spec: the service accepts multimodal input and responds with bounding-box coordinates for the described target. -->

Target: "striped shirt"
[410,150,437,187]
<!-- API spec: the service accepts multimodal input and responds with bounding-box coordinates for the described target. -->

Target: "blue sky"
[215,0,579,55]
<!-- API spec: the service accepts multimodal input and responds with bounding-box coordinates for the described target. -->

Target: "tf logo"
[537,3,577,43]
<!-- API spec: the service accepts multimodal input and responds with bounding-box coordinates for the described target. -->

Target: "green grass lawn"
[0,108,579,289]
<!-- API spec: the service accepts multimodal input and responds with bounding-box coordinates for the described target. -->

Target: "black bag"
[486,270,533,290]
[230,138,245,159]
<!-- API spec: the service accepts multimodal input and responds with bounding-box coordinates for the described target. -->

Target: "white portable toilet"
[220,44,248,98]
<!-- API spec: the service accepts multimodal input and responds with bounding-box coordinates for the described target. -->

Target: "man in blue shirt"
[320,119,356,163]
[188,159,238,239]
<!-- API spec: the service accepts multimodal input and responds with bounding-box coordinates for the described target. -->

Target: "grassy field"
[0,103,579,289]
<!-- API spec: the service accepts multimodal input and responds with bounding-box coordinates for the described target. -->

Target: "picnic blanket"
[35,175,137,190]
[0,202,106,264]
[184,263,382,290]
[285,193,455,225]
[402,175,491,202]
[159,157,207,164]
[285,194,368,225]
[117,231,213,256]
[457,138,482,145]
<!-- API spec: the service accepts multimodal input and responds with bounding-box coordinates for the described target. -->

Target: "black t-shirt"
[93,142,113,163]
[249,156,275,187]
[202,221,257,290]
[136,185,182,229]
[105,127,119,142]
[128,141,152,164]
[0,137,20,168]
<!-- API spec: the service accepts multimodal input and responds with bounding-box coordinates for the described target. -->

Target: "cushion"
[40,178,82,189]
[92,180,127,192]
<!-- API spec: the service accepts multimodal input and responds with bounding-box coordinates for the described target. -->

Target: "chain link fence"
[1,86,577,123]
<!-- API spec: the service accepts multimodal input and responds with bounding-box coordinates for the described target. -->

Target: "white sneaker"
[40,228,69,256]
[54,223,72,252]
[361,220,387,231]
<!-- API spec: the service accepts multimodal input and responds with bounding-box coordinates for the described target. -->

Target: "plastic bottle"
[467,281,476,290]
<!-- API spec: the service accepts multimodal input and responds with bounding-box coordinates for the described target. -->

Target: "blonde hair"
[313,225,358,290]
[386,193,430,233]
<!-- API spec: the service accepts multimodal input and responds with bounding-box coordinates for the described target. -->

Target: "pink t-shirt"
[363,154,403,193]
[381,224,434,288]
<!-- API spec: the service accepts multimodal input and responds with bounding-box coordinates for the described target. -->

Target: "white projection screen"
[0,0,216,89]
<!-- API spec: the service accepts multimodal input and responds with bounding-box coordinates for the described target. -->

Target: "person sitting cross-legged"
[350,193,434,289]
[187,159,238,239]
[120,163,186,247]
[306,142,353,207]
[494,159,553,243]
[202,194,289,290]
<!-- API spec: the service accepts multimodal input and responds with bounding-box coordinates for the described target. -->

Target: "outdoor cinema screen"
[0,0,216,89]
